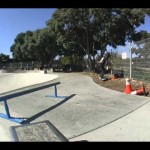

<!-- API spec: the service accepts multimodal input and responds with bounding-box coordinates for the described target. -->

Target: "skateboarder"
[98,51,111,81]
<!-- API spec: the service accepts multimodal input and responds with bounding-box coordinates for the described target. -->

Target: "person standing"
[98,51,111,81]
[26,64,29,70]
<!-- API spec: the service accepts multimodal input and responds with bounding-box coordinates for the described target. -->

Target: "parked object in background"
[111,74,119,80]
[112,69,124,78]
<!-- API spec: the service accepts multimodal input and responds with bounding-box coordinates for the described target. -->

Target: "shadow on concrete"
[72,140,89,142]
[21,94,76,124]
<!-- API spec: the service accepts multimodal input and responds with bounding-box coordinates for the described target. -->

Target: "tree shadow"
[21,94,76,124]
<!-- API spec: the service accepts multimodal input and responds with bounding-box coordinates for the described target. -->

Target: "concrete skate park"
[0,69,150,141]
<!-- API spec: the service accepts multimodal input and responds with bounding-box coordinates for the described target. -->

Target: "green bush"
[61,56,71,65]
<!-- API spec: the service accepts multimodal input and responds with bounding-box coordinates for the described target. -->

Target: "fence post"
[129,42,132,79]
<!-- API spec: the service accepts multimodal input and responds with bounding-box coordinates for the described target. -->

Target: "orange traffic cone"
[124,78,132,94]
[131,84,146,95]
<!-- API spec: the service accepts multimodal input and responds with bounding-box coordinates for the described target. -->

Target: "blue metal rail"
[0,82,66,123]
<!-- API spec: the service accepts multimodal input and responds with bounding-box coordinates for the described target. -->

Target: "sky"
[0,8,150,58]
[0,8,56,58]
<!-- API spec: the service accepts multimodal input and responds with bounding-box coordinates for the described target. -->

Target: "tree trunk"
[85,29,95,71]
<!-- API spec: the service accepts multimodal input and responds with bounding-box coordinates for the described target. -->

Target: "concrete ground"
[0,70,150,141]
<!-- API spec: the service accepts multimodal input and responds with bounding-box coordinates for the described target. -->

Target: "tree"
[46,8,147,71]
[31,28,59,66]
[10,28,58,66]
[10,32,26,61]
[0,53,10,68]
[131,31,150,58]
[0,53,10,62]
[47,9,101,70]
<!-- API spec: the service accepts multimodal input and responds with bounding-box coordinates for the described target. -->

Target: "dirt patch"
[79,72,150,97]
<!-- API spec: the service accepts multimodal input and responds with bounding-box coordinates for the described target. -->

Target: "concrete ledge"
[10,120,68,142]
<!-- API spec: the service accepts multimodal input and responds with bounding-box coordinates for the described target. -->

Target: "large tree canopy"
[10,28,58,65]
[10,32,26,61]
[46,8,147,70]
[31,28,58,65]
[131,31,150,58]
[10,8,149,70]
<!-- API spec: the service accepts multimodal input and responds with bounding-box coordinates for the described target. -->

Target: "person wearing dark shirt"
[98,51,111,81]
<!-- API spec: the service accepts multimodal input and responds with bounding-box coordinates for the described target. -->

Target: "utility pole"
[129,42,132,79]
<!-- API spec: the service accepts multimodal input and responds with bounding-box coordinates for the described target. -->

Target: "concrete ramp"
[0,73,150,141]
[45,73,150,139]
[0,72,58,93]
[3,73,149,140]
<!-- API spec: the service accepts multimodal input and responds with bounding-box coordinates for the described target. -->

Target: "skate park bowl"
[0,70,59,122]
[0,70,58,94]
[0,71,150,141]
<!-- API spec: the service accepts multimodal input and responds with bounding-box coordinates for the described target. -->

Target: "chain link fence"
[111,38,150,82]
[0,61,40,70]
[131,38,150,82]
